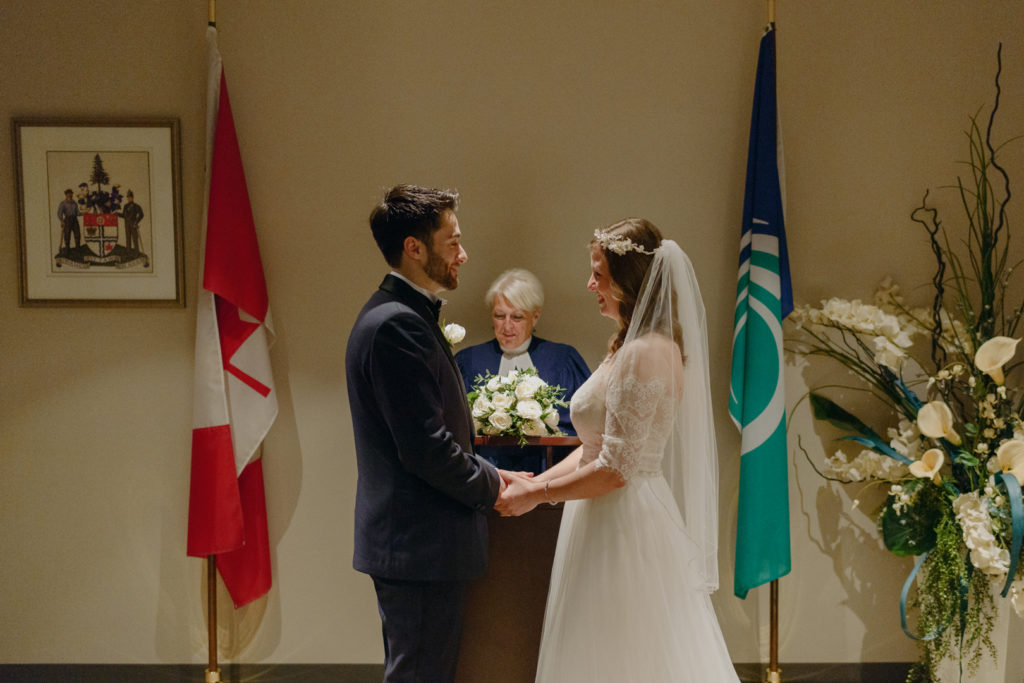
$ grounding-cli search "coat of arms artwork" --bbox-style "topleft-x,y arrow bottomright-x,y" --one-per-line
14,119 -> 184,307
52,151 -> 151,271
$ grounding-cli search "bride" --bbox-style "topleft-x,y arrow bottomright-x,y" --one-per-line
496,218 -> 739,682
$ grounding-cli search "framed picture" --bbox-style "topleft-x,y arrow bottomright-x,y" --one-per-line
13,118 -> 184,307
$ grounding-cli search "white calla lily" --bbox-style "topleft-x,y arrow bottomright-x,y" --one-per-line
974,336 -> 1020,385
909,448 -> 945,484
996,440 -> 1024,482
917,401 -> 962,445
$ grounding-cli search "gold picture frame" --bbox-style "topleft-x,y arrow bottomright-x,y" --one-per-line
13,118 -> 184,307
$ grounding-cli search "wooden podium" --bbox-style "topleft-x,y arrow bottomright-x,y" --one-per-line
455,436 -> 580,683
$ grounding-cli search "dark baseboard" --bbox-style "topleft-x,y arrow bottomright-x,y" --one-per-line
0,662 -> 913,682
0,664 -> 385,682
736,662 -> 914,682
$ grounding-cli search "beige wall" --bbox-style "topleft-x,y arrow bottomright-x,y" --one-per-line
1,0 -> 1022,667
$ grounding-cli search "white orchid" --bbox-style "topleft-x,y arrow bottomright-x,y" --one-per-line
872,335 -> 908,371
825,448 -> 909,482
917,401 -> 962,445
1011,579 -> 1024,619
909,448 -> 945,484
975,336 -> 1020,385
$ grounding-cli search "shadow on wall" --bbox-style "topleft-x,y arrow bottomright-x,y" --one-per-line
790,361 -> 919,664
154,326 -> 303,661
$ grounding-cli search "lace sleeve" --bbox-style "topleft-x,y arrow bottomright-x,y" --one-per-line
595,338 -> 678,480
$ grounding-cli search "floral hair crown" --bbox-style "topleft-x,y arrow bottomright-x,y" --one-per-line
592,229 -> 657,256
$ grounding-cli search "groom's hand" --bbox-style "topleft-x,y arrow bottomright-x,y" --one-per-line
494,472 -> 540,517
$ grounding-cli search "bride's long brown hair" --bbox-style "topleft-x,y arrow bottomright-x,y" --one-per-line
593,218 -> 685,363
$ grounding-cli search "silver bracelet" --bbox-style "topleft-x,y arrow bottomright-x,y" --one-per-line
544,480 -> 555,506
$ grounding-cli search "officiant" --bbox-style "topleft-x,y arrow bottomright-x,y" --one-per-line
455,268 -> 591,473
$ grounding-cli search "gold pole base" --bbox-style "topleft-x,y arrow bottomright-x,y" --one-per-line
766,668 -> 782,683
205,669 -> 221,683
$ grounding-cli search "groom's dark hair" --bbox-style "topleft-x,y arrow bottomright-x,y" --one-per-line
369,184 -> 460,267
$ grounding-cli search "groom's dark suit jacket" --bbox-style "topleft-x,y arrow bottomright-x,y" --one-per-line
346,274 -> 501,580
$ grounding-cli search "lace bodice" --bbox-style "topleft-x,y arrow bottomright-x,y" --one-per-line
570,335 -> 683,481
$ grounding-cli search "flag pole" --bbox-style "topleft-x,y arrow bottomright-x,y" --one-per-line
204,3 -> 220,680
206,556 -> 221,682
767,6 -> 781,680
767,579 -> 781,682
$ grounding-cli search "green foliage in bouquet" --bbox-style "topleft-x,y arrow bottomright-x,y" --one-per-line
789,46 -> 1024,680
467,368 -> 568,446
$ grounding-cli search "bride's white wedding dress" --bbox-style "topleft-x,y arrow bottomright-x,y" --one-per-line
534,334 -> 740,682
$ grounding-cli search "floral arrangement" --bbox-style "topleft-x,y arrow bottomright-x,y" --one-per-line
789,49 -> 1023,681
467,368 -> 567,445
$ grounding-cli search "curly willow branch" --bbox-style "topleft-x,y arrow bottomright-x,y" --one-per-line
986,43 -> 1010,250
911,189 -> 947,369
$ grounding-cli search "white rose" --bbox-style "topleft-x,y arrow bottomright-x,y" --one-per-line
490,392 -> 513,410
471,396 -> 493,418
523,419 -> 548,437
516,399 -> 543,421
543,410 -> 559,429
515,375 -> 545,399
486,376 -> 502,392
503,370 -> 519,384
443,323 -> 465,345
488,410 -> 513,431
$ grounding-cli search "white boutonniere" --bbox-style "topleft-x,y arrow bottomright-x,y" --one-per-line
441,320 -> 466,347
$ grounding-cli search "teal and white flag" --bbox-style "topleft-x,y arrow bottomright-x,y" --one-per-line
730,24 -> 792,600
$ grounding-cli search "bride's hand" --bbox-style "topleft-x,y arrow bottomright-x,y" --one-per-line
494,476 -> 541,517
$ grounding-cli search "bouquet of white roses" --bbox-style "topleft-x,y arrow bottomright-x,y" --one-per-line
467,368 -> 568,445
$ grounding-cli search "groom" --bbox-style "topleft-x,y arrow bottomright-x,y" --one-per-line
346,184 -> 506,683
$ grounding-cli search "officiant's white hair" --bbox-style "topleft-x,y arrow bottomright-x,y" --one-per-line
484,268 -> 545,313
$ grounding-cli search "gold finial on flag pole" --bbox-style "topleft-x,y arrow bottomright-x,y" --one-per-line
767,0 -> 776,26
209,0 -> 216,26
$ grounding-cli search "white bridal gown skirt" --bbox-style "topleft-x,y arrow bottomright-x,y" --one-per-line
535,475 -> 740,683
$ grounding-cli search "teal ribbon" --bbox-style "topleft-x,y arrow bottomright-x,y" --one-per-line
882,367 -> 924,412
995,472 -> 1023,598
899,552 -> 972,643
899,553 -> 944,641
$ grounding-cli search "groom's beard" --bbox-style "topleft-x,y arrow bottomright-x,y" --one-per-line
424,247 -> 458,290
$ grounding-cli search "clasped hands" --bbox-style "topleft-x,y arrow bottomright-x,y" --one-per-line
495,469 -> 544,517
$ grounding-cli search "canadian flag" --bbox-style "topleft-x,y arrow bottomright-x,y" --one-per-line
187,25 -> 277,608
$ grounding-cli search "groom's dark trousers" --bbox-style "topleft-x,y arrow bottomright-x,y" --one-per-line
346,275 -> 501,683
